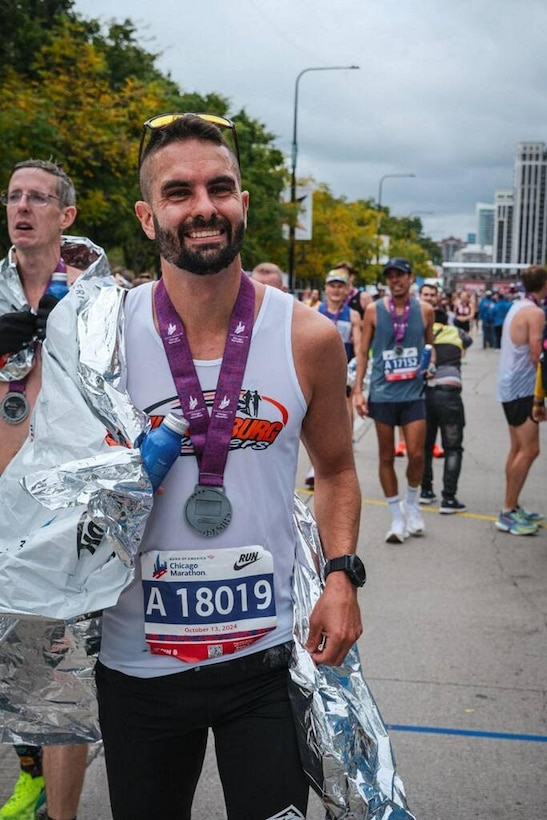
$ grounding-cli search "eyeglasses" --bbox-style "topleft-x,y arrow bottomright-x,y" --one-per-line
138,113 -> 240,170
1,190 -> 60,208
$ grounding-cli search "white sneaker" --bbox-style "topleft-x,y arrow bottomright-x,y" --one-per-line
403,501 -> 425,536
385,517 -> 408,543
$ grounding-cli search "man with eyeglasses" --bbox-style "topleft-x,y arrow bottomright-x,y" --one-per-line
0,160 -> 107,820
94,113 -> 363,820
353,257 -> 435,543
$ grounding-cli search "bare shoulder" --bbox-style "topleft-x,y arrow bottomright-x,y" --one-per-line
514,300 -> 543,326
363,299 -> 377,323
292,298 -> 341,348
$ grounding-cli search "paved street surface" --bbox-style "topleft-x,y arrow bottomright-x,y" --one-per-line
1,338 -> 546,818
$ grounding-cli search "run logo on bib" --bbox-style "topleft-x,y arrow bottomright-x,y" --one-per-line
141,546 -> 277,662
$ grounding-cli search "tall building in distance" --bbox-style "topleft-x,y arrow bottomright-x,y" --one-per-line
440,236 -> 466,263
493,190 -> 514,264
476,203 -> 495,246
511,142 -> 547,265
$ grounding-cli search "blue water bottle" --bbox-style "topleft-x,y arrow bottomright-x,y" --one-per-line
140,412 -> 188,491
47,272 -> 70,300
419,344 -> 432,377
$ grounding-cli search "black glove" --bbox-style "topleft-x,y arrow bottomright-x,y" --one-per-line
0,308 -> 38,355
36,294 -> 60,341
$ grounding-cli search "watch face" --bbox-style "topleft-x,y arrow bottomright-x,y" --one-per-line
348,555 -> 366,586
325,555 -> 366,587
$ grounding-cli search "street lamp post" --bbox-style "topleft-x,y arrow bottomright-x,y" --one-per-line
376,173 -> 416,263
288,65 -> 360,293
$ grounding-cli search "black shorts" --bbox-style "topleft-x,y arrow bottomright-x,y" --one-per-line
368,399 -> 426,427
502,395 -> 534,427
95,643 -> 308,820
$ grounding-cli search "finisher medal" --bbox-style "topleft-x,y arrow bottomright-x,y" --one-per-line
0,391 -> 30,424
185,485 -> 233,537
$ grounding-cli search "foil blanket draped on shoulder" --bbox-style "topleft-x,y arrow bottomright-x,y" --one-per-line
0,235 -> 152,622
0,235 -> 110,382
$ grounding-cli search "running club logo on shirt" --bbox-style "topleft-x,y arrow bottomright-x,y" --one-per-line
147,386 -> 288,454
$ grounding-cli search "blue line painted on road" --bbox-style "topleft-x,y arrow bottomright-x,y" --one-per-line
387,724 -> 547,743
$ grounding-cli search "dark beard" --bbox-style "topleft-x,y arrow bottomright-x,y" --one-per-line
153,215 -> 246,275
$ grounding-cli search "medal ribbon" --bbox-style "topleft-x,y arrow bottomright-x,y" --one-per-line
388,296 -> 411,345
154,272 -> 255,488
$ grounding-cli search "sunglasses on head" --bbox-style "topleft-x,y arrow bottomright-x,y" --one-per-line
137,113 -> 240,170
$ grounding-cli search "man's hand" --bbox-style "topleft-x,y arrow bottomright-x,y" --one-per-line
36,294 -> 60,341
353,390 -> 369,418
305,574 -> 363,666
0,309 -> 37,355
532,401 -> 546,422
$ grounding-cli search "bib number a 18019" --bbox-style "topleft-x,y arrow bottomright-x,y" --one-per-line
141,546 -> 277,663
171,578 -> 273,620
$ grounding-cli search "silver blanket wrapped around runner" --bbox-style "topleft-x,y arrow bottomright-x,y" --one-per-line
290,496 -> 415,819
0,240 -> 150,743
0,242 -> 152,622
0,615 -> 102,744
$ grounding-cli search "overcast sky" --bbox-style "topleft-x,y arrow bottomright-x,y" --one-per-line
76,0 -> 547,243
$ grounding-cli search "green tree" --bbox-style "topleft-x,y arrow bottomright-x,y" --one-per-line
0,10 -> 287,270
234,109 -> 288,270
0,0 -> 74,81
291,184 -> 378,289
0,1 -> 440,279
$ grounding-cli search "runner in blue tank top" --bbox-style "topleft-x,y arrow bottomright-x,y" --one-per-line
303,267 -> 361,490
353,258 -> 435,544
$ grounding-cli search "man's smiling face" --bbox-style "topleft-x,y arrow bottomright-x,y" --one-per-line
137,138 -> 249,276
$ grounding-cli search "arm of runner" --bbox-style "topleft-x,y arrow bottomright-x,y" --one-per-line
350,307 -> 361,358
528,308 -> 545,367
421,301 -> 437,378
293,303 -> 363,667
353,301 -> 376,417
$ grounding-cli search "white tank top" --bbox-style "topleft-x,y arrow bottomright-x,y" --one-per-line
497,300 -> 538,402
100,282 -> 307,677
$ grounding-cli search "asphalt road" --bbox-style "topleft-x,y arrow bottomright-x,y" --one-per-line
1,336 -> 546,818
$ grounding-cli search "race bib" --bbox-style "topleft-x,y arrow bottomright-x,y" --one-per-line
382,346 -> 419,381
141,546 -> 277,663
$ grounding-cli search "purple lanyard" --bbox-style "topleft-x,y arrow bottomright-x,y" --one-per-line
154,272 -> 255,488
322,303 -> 343,324
388,297 -> 411,345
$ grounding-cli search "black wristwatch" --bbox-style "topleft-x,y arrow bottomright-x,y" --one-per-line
323,554 -> 366,587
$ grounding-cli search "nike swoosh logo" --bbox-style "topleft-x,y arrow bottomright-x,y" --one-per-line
233,558 -> 258,571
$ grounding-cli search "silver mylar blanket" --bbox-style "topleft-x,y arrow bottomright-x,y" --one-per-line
291,496 -> 415,820
0,614 -> 101,744
0,237 -> 152,622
